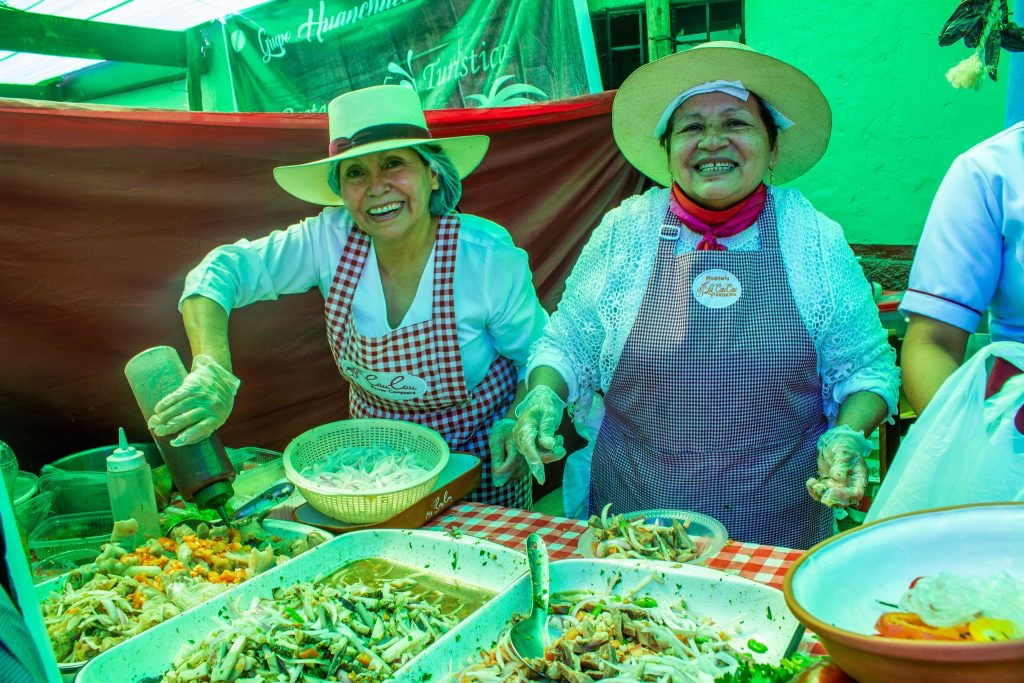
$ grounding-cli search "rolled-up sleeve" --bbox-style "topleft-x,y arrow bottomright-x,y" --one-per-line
179,215 -> 332,315
484,241 -> 548,375
900,155 -> 1000,332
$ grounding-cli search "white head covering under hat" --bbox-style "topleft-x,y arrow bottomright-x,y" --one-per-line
273,85 -> 489,206
612,41 -> 831,187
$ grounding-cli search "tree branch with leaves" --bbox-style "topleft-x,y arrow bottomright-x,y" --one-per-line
941,0 -> 1024,88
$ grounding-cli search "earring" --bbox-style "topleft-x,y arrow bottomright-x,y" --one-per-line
769,166 -> 776,185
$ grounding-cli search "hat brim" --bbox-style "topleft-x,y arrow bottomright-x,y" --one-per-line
273,134 -> 490,206
612,44 -> 831,186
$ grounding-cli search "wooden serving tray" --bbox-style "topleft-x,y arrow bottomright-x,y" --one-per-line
291,452 -> 481,533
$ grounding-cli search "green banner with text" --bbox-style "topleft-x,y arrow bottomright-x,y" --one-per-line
223,0 -> 598,112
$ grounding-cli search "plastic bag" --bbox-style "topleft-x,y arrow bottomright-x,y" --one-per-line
866,341 -> 1024,523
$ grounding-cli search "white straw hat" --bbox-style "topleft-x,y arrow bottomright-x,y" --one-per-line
612,42 -> 831,186
273,85 -> 489,206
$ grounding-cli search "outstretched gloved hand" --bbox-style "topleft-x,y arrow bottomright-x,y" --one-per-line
488,419 -> 528,487
806,424 -> 872,508
148,355 -> 240,447
512,385 -> 568,485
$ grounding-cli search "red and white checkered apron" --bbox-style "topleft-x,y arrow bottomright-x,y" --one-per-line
589,195 -> 832,549
323,215 -> 531,508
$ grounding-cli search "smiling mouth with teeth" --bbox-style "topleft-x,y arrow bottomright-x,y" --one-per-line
367,202 -> 403,217
696,162 -> 738,176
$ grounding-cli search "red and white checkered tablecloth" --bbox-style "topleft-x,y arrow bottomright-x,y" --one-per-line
425,501 -> 805,590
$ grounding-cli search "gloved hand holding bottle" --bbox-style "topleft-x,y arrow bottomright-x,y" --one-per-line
806,424 -> 872,508
149,354 -> 240,447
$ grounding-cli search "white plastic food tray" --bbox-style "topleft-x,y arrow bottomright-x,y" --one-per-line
77,528 -> 527,683
37,518 -> 333,682
401,558 -> 800,681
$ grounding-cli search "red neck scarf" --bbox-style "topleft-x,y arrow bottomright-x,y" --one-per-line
669,183 -> 767,251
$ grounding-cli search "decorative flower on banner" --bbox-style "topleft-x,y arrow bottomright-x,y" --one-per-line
465,75 -> 548,107
386,50 -> 418,92
939,0 -> 1024,88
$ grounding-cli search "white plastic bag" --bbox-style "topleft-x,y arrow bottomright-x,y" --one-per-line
866,341 -> 1024,522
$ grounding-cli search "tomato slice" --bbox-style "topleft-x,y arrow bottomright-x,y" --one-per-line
875,612 -> 970,641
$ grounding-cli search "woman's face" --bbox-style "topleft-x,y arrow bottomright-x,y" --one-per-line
337,148 -> 439,243
666,91 -> 777,210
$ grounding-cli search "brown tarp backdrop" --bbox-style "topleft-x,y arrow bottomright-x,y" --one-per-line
0,93 -> 643,471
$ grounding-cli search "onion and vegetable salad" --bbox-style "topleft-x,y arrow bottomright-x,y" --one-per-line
40,519 -> 325,664
452,573 -> 808,683
588,504 -> 701,563
162,563 -> 481,683
875,571 -> 1023,642
300,444 -> 433,492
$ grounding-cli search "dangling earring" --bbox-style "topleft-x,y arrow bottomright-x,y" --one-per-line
769,165 -> 776,185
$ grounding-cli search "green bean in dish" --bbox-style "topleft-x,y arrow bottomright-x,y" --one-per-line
163,560 -> 493,682
452,573 -> 764,682
588,504 -> 699,562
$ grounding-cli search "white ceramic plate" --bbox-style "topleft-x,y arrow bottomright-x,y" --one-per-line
577,508 -> 728,565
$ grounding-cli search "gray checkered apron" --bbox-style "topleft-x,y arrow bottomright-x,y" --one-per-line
589,195 -> 831,549
323,215 -> 531,509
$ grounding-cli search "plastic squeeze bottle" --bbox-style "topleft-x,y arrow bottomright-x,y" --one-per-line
106,427 -> 162,538
124,345 -> 235,525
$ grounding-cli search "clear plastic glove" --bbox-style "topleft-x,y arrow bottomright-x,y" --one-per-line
806,424 -> 872,508
488,419 -> 528,487
148,355 -> 240,447
512,385 -> 568,485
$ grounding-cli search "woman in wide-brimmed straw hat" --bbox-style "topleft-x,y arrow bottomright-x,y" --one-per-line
497,43 -> 899,548
149,85 -> 553,510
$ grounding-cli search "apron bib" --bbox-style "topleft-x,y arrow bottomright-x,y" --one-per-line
589,196 -> 831,549
323,215 -> 530,509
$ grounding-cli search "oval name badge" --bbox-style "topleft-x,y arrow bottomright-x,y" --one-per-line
692,268 -> 742,309
340,360 -> 428,400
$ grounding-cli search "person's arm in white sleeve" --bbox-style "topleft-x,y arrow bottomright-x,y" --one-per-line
483,234 -> 562,486
512,208 -> 621,481
900,155 -> 1000,413
814,217 -> 900,423
155,212 -> 339,445
180,212 -> 338,314
524,207 -> 620,409
482,238 -> 548,373
805,217 -> 897,509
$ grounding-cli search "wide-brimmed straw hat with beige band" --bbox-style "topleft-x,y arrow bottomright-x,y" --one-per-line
613,41 -> 832,187
274,85 -> 489,206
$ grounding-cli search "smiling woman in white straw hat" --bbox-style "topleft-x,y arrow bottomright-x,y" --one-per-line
148,84 -> 554,510
496,42 -> 899,548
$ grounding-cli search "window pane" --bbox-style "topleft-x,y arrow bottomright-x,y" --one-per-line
610,12 -> 642,46
611,48 -> 644,89
673,5 -> 707,39
710,1 -> 742,33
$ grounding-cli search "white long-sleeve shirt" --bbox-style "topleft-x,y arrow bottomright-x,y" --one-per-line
529,186 -> 900,426
181,208 -> 548,390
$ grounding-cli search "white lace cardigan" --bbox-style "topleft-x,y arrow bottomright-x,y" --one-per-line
528,186 -> 900,428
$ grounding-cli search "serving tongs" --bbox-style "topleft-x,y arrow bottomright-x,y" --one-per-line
509,533 -> 556,674
166,481 -> 295,535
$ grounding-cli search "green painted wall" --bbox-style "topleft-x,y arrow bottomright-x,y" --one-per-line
746,1 -> 1007,245
588,0 -> 1008,244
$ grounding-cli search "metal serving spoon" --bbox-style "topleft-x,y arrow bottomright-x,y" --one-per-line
509,533 -> 553,674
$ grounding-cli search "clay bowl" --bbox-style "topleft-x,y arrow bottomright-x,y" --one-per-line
784,502 -> 1024,683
